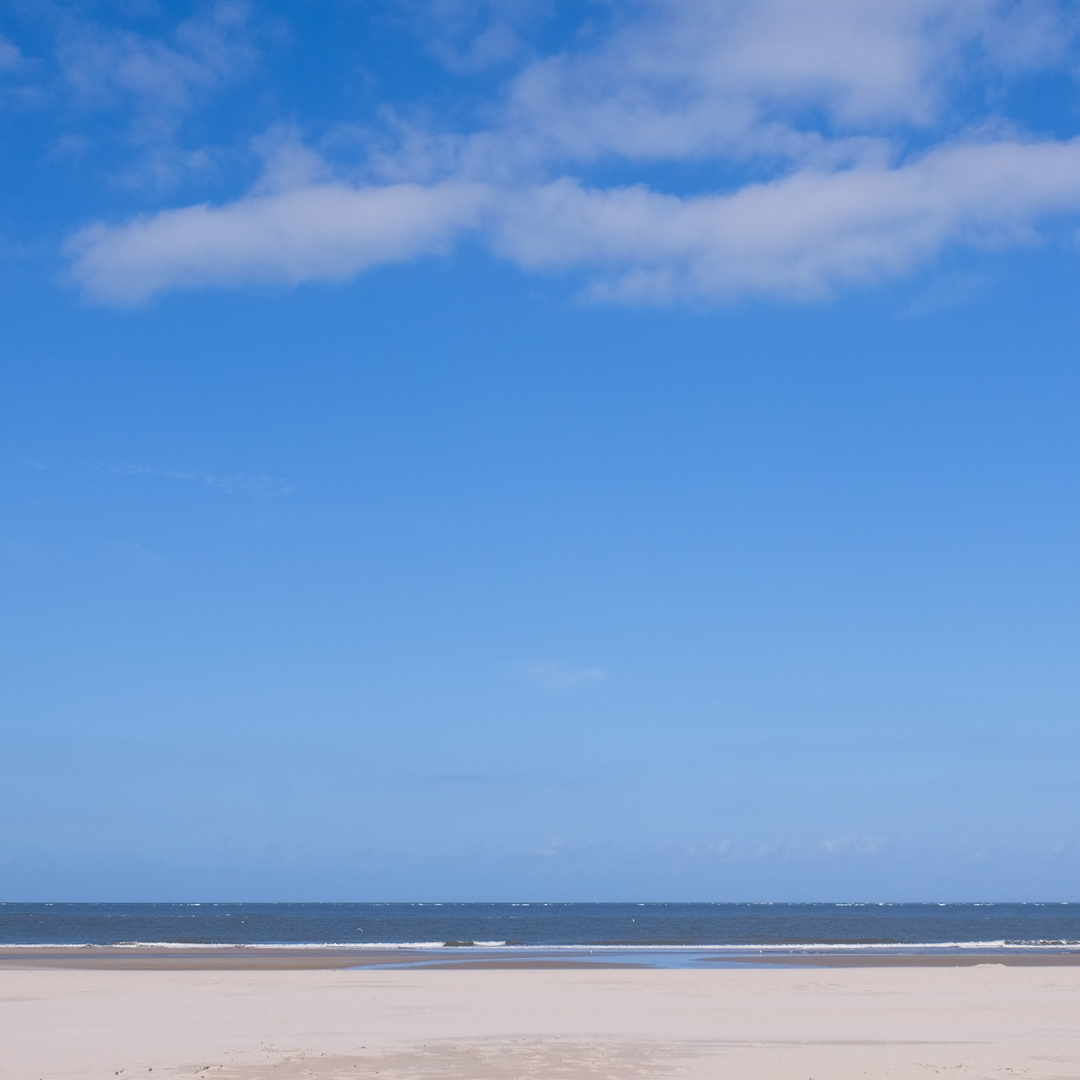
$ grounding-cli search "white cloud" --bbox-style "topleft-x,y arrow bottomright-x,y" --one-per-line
68,180 -> 490,304
74,135 -> 1080,305
61,0 -> 1080,305
490,0 -> 1079,165
493,138 -> 1080,301
250,127 -> 333,195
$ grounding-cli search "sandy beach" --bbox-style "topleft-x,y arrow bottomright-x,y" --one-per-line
4,956 -> 1080,1080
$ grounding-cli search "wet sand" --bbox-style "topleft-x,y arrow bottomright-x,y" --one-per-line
2,944 -> 1079,969
3,960 -> 1080,1079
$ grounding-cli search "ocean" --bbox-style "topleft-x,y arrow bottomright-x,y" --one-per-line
2,902 -> 1079,953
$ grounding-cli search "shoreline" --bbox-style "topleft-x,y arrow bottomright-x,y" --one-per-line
4,943 -> 1080,969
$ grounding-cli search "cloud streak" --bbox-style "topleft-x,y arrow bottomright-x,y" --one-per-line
518,662 -> 608,691
69,181 -> 489,303
100,463 -> 294,499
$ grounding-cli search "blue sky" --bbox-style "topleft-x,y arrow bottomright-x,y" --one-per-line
3,0 -> 1080,901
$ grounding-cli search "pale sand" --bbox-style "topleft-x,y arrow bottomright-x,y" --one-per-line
3,964 -> 1080,1080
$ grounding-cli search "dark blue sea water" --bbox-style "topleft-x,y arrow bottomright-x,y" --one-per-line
1,903 -> 1078,949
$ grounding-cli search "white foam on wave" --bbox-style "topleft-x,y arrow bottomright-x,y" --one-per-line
522,940 -> 1080,951
0,940 -> 511,950
3,939 -> 1079,951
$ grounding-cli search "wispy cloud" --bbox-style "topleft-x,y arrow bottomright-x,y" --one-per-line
400,0 -> 546,74
517,661 -> 608,691
100,463 -> 295,499
62,0 -> 1080,304
113,540 -> 166,580
409,772 -> 509,785
0,32 -> 23,72
0,541 -> 34,561
57,2 -> 255,124
0,28 -> 42,110
0,3 -> 259,190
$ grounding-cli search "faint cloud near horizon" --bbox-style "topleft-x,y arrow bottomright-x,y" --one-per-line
99,462 -> 295,499
516,661 -> 608,692
528,833 -> 892,866
534,837 -> 565,858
